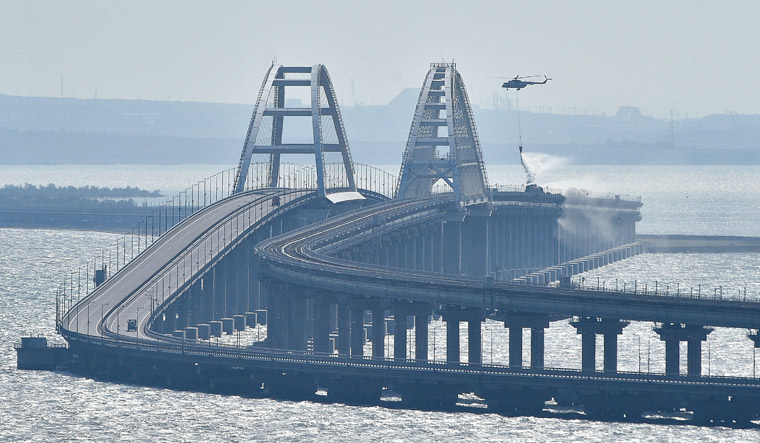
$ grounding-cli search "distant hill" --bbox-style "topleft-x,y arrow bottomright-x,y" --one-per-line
1,93 -> 758,165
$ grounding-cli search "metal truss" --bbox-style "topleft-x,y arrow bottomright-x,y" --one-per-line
397,63 -> 489,207
233,64 -> 359,201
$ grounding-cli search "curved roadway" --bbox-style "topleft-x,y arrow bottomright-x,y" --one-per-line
257,196 -> 760,329
60,188 -> 311,342
58,190 -> 760,402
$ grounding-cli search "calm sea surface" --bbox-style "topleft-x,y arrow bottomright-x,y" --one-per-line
2,164 -> 760,441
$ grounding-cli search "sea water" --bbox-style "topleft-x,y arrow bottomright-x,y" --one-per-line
2,164 -> 760,441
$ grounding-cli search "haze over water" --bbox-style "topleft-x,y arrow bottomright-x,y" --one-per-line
2,164 -> 760,440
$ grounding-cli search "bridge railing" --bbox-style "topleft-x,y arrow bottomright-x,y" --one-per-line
61,329 -> 760,383
56,162 -> 399,327
238,162 -> 398,199
56,166 -> 238,328
565,275 -> 757,303
56,163 -> 292,328
510,270 -> 757,303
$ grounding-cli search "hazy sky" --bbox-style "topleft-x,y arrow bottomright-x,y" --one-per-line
2,0 -> 759,117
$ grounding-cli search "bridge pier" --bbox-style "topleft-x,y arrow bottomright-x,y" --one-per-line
236,245 -> 250,315
273,288 -> 290,349
392,302 -> 432,362
189,280 -> 202,326
337,301 -> 351,356
161,307 -> 176,334
289,295 -> 307,351
201,272 -> 213,322
442,220 -> 462,276
175,297 -> 189,331
224,255 -> 237,317
570,317 -> 629,372
388,235 -> 400,269
503,313 -> 551,368
313,297 -> 332,354
461,213 -> 489,277
212,263 -> 224,320
654,323 -> 713,376
350,306 -> 365,357
441,307 -> 482,365
249,246 -> 261,311
371,307 -> 385,358
393,308 -> 407,360
431,222 -> 443,273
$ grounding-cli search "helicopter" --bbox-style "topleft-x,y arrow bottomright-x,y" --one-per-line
501,75 -> 551,90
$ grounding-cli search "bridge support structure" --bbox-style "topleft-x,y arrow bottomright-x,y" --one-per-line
233,64 -> 360,202
441,307 -> 483,365
396,63 -> 489,207
503,313 -> 551,369
570,317 -> 629,373
654,323 -> 713,376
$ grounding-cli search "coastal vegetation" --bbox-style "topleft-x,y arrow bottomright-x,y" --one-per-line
0,184 -> 161,211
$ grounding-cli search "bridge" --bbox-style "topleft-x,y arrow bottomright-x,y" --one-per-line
45,63 -> 760,424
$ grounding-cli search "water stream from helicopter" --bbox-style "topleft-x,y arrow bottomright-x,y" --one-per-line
515,91 -> 536,184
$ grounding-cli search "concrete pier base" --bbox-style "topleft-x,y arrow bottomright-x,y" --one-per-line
197,323 -> 210,340
570,317 -> 629,373
232,314 -> 246,331
221,318 -> 234,335
503,313 -> 550,369
209,320 -> 222,337
654,323 -> 713,376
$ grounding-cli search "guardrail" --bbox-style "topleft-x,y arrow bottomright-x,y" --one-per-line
62,329 -> 760,386
56,163 -> 401,328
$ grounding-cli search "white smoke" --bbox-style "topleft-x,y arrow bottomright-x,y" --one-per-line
519,152 -> 569,185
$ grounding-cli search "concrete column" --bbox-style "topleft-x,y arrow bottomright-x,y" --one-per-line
387,237 -> 398,269
189,280 -> 202,326
442,221 -> 462,276
162,306 -> 176,334
423,226 -> 434,272
505,313 -> 550,369
531,327 -> 545,368
201,272 -> 214,322
313,298 -> 331,354
432,223 -> 443,273
508,326 -> 523,367
489,216 -> 499,277
603,332 -> 619,373
223,255 -> 236,316
468,319 -> 482,365
398,233 -> 408,270
665,338 -> 680,375
446,319 -> 460,363
248,247 -> 261,311
572,317 -> 629,373
350,307 -> 364,357
337,303 -> 351,356
237,246 -> 249,315
371,308 -> 385,358
581,332 -> 596,372
654,323 -> 713,376
461,215 -> 488,277
272,291 -> 290,349
379,237 -> 390,267
212,262 -> 224,320
687,338 -> 702,377
289,295 -> 307,351
394,310 -> 407,360
415,314 -> 428,362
